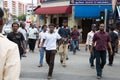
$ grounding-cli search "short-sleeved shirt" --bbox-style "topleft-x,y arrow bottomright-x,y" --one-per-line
93,32 -> 110,51
28,27 -> 38,39
71,30 -> 80,40
18,27 -> 27,40
58,27 -> 70,44
7,32 -> 25,54
109,32 -> 118,47
39,31 -> 47,47
43,32 -> 61,50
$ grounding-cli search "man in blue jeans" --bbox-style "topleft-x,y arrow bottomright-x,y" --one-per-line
85,24 -> 97,68
38,25 -> 47,67
90,23 -> 112,79
71,26 -> 80,54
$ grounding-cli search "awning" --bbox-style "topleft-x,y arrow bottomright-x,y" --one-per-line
74,5 -> 112,18
34,6 -> 72,14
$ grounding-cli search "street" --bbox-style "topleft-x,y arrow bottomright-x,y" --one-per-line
20,46 -> 120,80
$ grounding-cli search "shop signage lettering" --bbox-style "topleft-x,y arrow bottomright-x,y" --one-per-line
70,0 -> 111,4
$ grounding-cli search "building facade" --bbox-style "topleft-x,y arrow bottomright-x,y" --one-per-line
34,0 -> 72,27
3,0 -> 25,17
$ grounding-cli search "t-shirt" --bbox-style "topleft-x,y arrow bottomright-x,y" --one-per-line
28,27 -> 38,39
109,32 -> 118,47
18,27 -> 27,40
39,31 -> 47,47
43,32 -> 61,50
7,32 -> 25,54
93,32 -> 110,51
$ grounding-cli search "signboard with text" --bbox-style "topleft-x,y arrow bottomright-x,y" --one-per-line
70,0 -> 112,5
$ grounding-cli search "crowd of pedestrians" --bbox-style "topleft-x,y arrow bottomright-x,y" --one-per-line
0,7 -> 120,80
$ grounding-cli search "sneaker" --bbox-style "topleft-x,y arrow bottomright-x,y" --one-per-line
47,76 -> 52,79
107,64 -> 112,66
60,60 -> 63,64
66,57 -> 69,60
91,65 -> 95,69
22,54 -> 27,57
97,76 -> 101,79
62,64 -> 66,67
38,64 -> 43,67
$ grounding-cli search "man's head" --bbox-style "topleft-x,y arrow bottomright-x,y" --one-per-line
73,26 -> 77,30
21,22 -> 26,28
91,24 -> 96,31
110,26 -> 115,32
0,8 -> 4,33
42,25 -> 47,32
49,23 -> 55,33
12,22 -> 19,33
62,20 -> 68,28
99,23 -> 105,32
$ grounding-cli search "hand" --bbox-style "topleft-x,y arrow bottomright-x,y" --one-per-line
90,47 -> 93,54
24,49 -> 27,53
110,49 -> 113,55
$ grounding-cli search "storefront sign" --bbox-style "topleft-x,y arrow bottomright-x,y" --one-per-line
70,0 -> 112,5
40,0 -> 59,3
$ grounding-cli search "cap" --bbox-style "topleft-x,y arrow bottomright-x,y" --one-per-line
91,24 -> 96,28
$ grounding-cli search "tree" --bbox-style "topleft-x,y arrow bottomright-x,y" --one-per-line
18,14 -> 26,21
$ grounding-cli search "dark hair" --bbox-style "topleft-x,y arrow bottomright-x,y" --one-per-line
42,25 -> 47,29
110,27 -> 115,31
0,8 -> 4,18
49,23 -> 55,27
12,22 -> 19,27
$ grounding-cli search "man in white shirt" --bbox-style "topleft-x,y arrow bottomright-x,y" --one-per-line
85,24 -> 97,68
38,25 -> 47,67
41,23 -> 61,79
28,23 -> 38,52
0,8 -> 20,80
18,22 -> 27,57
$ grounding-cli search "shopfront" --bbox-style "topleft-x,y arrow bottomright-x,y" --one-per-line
70,0 -> 113,42
34,0 -> 72,27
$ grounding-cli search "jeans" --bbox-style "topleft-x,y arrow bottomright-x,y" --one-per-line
46,50 -> 56,76
108,47 -> 115,65
39,47 -> 45,65
89,45 -> 96,66
95,50 -> 106,77
72,40 -> 79,53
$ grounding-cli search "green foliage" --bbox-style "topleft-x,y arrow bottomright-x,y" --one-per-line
18,14 -> 26,21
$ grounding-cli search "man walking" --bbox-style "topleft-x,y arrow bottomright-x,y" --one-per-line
71,26 -> 80,54
38,25 -> 47,67
28,23 -> 38,52
0,8 -> 20,80
85,24 -> 96,68
90,23 -> 112,79
58,20 -> 70,67
108,27 -> 118,66
7,22 -> 27,59
41,23 -> 61,79
19,22 -> 28,57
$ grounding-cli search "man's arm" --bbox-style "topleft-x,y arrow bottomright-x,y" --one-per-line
85,33 -> 89,51
4,44 -> 20,80
108,41 -> 113,55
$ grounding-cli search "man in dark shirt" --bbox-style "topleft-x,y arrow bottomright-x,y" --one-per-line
90,23 -> 112,79
71,26 -> 80,54
7,22 -> 26,59
58,20 -> 70,67
108,27 -> 118,66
